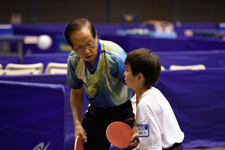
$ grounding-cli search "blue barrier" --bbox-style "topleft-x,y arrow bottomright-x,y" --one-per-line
1,69 -> 225,149
0,54 -> 21,69
155,69 -> 225,148
0,74 -> 89,150
0,80 -> 65,150
11,23 -> 224,54
155,50 -> 219,69
21,50 -> 225,71
216,50 -> 225,68
23,53 -> 68,72
100,34 -> 225,53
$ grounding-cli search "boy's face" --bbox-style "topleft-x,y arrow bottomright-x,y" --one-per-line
70,27 -> 97,66
124,64 -> 137,90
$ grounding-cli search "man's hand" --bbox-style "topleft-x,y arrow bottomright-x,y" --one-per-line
75,124 -> 87,143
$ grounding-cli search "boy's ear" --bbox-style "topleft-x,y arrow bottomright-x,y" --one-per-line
137,73 -> 144,80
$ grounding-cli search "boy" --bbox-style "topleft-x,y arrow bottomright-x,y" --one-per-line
124,48 -> 184,150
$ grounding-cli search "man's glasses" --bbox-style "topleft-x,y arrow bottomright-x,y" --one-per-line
74,41 -> 96,52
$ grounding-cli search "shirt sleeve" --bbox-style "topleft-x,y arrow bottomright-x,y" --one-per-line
66,56 -> 83,89
116,57 -> 126,84
105,40 -> 127,84
137,105 -> 162,150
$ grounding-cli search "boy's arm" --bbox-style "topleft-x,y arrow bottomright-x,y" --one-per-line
130,121 -> 140,146
70,88 -> 87,142
133,120 -> 138,134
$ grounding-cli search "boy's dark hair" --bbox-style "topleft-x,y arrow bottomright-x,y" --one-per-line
64,18 -> 96,47
125,48 -> 161,88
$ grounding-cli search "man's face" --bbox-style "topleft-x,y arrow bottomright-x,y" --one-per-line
70,27 -> 97,66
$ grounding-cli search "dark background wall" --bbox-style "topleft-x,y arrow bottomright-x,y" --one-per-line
0,0 -> 225,24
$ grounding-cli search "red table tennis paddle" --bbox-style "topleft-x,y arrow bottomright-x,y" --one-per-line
74,136 -> 84,150
106,121 -> 133,148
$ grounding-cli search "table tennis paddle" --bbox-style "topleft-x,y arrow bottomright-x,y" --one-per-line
74,136 -> 84,150
106,121 -> 133,148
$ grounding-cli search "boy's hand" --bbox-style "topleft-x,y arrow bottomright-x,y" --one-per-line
130,133 -> 140,147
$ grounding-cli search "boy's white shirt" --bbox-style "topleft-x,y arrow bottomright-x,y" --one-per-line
135,87 -> 184,150
130,94 -> 137,116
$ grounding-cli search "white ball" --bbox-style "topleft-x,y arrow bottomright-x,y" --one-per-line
37,35 -> 52,50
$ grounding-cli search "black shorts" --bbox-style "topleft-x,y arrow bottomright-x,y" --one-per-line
82,100 -> 135,150
163,143 -> 183,150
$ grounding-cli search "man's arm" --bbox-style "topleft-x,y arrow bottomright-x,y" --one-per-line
70,88 -> 87,142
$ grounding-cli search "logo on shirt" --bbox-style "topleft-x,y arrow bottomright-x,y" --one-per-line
93,83 -> 98,88
138,124 -> 149,137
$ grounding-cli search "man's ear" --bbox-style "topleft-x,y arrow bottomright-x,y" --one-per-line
95,31 -> 98,39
